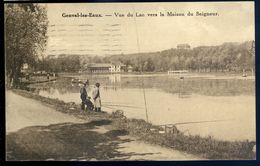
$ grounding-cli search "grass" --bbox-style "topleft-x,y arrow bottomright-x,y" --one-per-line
109,115 -> 256,160
11,89 -> 256,160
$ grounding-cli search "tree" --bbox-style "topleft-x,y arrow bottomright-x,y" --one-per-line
145,58 -> 155,72
5,4 -> 48,87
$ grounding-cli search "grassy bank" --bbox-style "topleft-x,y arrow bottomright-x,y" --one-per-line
110,117 -> 256,160
11,89 -> 256,160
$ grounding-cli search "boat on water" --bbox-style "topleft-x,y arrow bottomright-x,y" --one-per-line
71,78 -> 83,84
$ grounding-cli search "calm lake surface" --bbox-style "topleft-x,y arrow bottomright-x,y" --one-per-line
31,73 -> 255,141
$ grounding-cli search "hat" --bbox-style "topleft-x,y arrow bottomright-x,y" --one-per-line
95,82 -> 100,87
84,80 -> 89,85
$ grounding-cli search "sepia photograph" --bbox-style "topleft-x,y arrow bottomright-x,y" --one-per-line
5,2 -> 256,161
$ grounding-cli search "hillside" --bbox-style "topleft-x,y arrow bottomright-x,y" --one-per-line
43,41 -> 255,73
106,41 -> 255,72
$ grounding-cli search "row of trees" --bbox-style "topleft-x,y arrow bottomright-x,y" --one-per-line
38,54 -> 81,72
38,54 -> 106,72
107,41 -> 255,72
40,41 -> 255,73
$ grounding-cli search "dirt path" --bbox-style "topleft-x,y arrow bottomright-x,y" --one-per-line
6,91 -> 86,133
6,91 -> 204,161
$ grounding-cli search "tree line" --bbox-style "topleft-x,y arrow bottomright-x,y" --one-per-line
107,41 -> 255,72
41,41 -> 255,73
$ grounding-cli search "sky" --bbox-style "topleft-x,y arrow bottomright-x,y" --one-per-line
45,2 -> 254,56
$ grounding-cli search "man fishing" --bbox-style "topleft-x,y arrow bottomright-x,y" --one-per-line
80,80 -> 94,111
92,82 -> 101,112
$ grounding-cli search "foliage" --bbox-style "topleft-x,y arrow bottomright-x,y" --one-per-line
43,41 -> 254,73
5,4 -> 48,87
40,54 -> 81,72
41,54 -> 106,72
116,118 -> 255,159
108,41 -> 255,72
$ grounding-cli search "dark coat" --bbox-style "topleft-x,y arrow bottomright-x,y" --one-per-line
80,86 -> 88,101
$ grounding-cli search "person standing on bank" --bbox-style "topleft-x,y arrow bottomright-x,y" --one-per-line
92,82 -> 101,112
80,80 -> 92,111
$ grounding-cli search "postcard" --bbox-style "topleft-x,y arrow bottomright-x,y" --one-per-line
5,2 -> 255,161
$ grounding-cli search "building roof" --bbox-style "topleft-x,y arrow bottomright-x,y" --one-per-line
88,63 -> 112,68
86,63 -> 126,68
177,44 -> 191,48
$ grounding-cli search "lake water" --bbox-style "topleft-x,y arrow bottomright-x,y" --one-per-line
31,73 -> 255,141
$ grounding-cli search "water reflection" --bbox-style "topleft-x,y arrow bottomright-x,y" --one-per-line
178,79 -> 192,98
29,75 -> 255,97
108,74 -> 121,83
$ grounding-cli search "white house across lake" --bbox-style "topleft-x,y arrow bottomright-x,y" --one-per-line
84,63 -> 127,73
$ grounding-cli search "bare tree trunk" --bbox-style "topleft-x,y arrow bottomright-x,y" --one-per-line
11,59 -> 22,88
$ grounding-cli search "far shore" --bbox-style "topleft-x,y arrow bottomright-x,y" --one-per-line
57,71 -> 255,80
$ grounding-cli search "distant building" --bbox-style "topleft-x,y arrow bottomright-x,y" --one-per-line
21,63 -> 32,73
85,63 -> 126,73
110,63 -> 126,73
127,65 -> 133,72
177,44 -> 191,49
22,63 -> 29,70
86,63 -> 111,73
168,70 -> 188,75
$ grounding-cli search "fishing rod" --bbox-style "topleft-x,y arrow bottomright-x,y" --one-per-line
156,119 -> 233,127
103,104 -> 143,109
102,105 -> 117,110
142,81 -> 149,122
102,105 -> 138,111
103,101 -> 132,105
133,5 -> 149,122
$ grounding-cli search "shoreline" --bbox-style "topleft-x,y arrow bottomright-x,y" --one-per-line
58,72 -> 255,80
22,78 -> 57,85
10,88 -> 256,160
